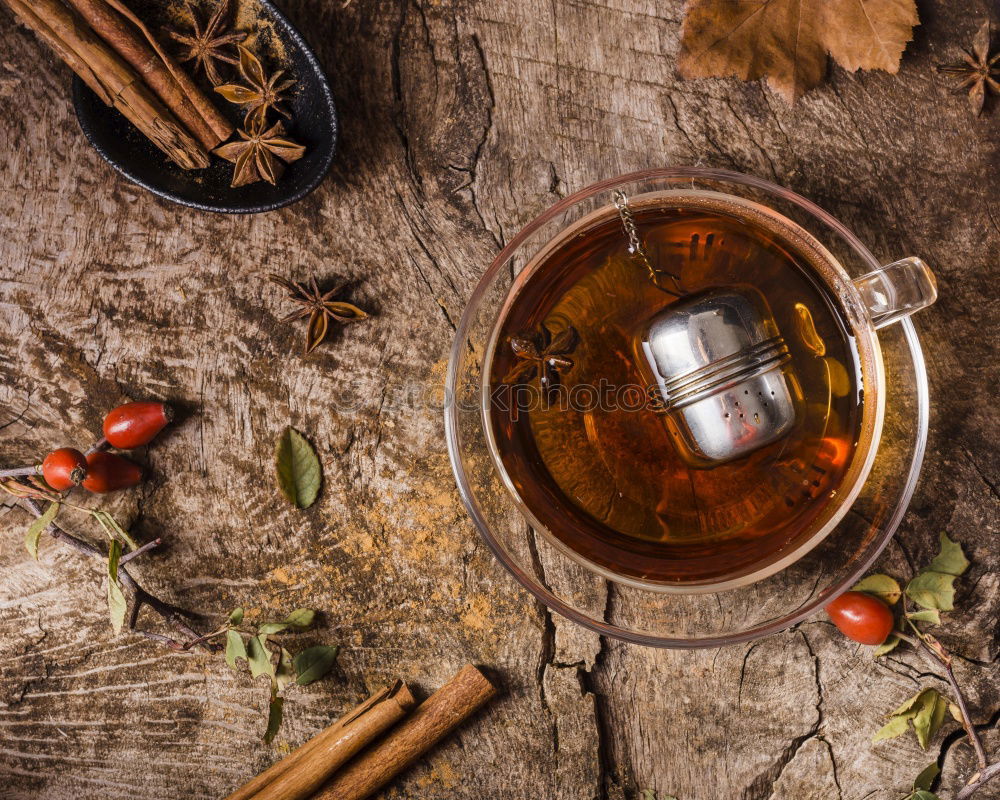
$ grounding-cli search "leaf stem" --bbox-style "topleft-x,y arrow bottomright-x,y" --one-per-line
892,629 -> 920,647
179,626 -> 230,650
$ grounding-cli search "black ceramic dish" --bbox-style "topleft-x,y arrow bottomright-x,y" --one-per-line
72,0 -> 337,214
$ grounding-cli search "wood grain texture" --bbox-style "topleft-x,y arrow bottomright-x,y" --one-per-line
0,0 -> 997,799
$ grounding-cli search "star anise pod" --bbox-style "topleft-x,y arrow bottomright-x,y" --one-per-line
214,119 -> 306,187
268,274 -> 369,354
502,323 -> 578,397
938,21 -> 1000,115
167,0 -> 246,86
215,44 -> 296,129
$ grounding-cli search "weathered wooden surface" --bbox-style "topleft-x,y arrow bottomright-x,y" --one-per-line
0,1 -> 997,799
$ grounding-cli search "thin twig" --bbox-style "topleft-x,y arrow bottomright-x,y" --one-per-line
901,611 -> 989,770
0,466 -> 39,478
119,537 -> 161,564
936,653 -> 990,771
85,437 -> 109,456
179,627 -> 229,650
134,630 -> 187,651
19,497 -> 211,651
956,761 -> 1000,800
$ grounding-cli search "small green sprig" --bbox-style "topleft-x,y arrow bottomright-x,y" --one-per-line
847,534 -> 997,800
198,607 -> 339,743
4,477 -> 142,632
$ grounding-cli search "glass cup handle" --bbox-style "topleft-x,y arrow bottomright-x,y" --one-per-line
852,257 -> 938,330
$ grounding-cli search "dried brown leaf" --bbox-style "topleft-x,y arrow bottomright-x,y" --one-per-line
678,0 -> 919,103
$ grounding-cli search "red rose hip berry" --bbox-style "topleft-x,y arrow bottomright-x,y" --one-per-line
82,452 -> 143,493
41,447 -> 88,491
825,591 -> 894,645
102,401 -> 173,449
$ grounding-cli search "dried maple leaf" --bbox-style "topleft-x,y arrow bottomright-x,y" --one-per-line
938,21 -> 999,116
214,119 -> 306,187
215,44 -> 296,129
678,0 -> 919,103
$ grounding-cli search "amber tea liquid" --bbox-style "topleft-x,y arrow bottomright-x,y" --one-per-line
486,193 -> 871,585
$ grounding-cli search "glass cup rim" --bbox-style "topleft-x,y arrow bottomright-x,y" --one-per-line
444,167 -> 930,647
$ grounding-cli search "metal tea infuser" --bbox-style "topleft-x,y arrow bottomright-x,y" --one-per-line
614,189 -> 799,468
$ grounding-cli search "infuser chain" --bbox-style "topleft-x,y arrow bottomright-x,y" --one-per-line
613,189 -> 684,296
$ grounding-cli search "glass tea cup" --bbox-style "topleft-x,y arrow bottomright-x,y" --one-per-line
445,168 -> 936,647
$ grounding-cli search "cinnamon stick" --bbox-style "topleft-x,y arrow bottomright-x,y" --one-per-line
312,664 -> 497,800
222,681 -> 416,800
2,0 -> 208,169
3,0 -> 111,103
63,0 -> 232,148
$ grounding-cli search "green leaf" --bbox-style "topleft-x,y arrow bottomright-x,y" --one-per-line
927,533 -> 969,576
853,573 -> 902,605
263,695 -> 284,744
906,572 -> 958,611
293,645 -> 339,686
876,689 -> 951,747
912,690 -> 947,749
933,695 -> 949,738
274,427 -> 321,509
225,630 -> 247,669
246,634 -> 274,680
909,791 -> 940,800
282,608 -> 315,630
872,714 -> 912,743
259,609 -> 316,635
91,510 -> 139,551
891,689 -> 932,719
907,609 -> 942,625
258,622 -> 290,635
912,761 -> 940,791
873,635 -> 901,657
25,501 -> 59,559
275,647 -> 296,692
227,607 -> 244,626
106,540 -> 127,634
